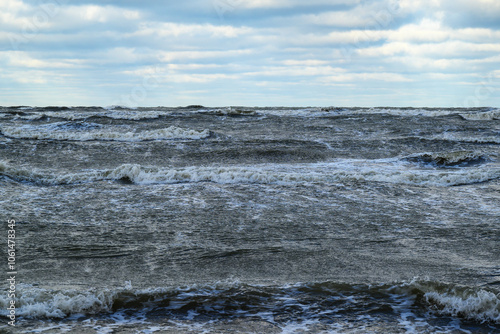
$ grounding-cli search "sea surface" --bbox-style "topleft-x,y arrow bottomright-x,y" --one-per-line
0,106 -> 499,333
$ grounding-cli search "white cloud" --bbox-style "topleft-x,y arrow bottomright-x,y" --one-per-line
440,0 -> 500,17
0,0 -> 29,12
300,1 -> 409,29
0,67 -> 60,84
387,23 -> 500,44
290,18 -> 500,47
0,12 -> 32,30
282,59 -> 331,66
166,73 -> 240,83
1,2 -> 143,31
387,19 -> 448,42
301,10 -> 377,28
273,30 -> 385,47
57,4 -> 142,27
0,0 -> 499,106
168,64 -> 224,70
397,0 -> 441,13
359,41 -> 500,58
397,0 -> 500,24
388,56 -> 472,71
244,65 -> 346,77
0,51 -> 83,68
124,63 -> 225,78
240,0 -> 360,9
134,22 -> 252,39
158,49 -> 253,62
319,72 -> 413,83
78,5 -> 140,23
98,48 -> 144,64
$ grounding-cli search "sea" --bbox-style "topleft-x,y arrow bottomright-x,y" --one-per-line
0,106 -> 499,333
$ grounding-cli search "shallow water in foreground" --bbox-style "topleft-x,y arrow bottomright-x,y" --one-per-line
0,106 -> 499,333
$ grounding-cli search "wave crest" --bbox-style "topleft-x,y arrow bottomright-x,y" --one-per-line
1,281 -> 498,326
408,281 -> 500,324
2,160 -> 500,187
404,151 -> 488,168
1,123 -> 211,141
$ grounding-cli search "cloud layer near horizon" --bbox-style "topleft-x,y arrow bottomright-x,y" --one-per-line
1,0 -> 499,107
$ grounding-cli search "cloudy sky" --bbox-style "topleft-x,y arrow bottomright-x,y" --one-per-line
1,0 -> 499,107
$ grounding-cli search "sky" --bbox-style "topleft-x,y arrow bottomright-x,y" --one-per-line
0,0 -> 499,107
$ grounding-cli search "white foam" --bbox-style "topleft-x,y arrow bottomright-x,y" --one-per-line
108,160 -> 500,187
2,158 -> 500,187
14,111 -> 97,121
359,108 -> 457,117
422,132 -> 500,144
460,109 -> 500,121
7,108 -> 180,121
254,107 -> 460,118
1,123 -> 210,141
201,107 -> 258,116
0,280 -> 246,320
101,109 -> 186,120
5,107 -> 500,121
425,289 -> 500,323
0,284 -> 115,319
1,281 -> 498,333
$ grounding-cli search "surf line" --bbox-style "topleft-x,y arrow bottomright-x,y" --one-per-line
6,219 -> 16,326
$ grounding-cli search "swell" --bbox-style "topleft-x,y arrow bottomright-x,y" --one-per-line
404,151 -> 489,168
1,159 -> 499,187
419,134 -> 500,145
0,122 -> 211,141
1,106 -> 499,120
1,280 -> 498,326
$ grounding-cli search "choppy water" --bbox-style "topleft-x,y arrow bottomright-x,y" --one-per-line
1,106 -> 499,333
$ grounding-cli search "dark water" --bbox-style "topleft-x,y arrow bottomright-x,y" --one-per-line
0,106 -> 499,333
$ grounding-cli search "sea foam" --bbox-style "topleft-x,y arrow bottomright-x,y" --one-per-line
1,123 -> 210,141
2,159 -> 499,187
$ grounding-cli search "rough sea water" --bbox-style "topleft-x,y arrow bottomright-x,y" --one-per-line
0,106 -> 499,333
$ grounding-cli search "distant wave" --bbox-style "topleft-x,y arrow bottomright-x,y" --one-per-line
459,109 -> 500,121
419,132 -> 500,144
0,122 -> 211,141
1,106 -> 499,121
404,151 -> 488,168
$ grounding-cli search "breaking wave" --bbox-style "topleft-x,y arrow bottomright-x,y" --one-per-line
404,151 -> 488,168
2,106 -> 499,120
0,280 -> 498,328
2,159 -> 499,187
0,122 -> 211,141
420,132 -> 500,145
460,109 -> 500,121
423,285 -> 500,323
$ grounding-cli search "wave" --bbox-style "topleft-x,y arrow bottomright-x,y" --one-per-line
0,122 -> 211,141
199,107 -> 258,116
1,108 -> 182,121
104,161 -> 500,187
422,284 -> 500,324
460,109 -> 500,121
260,107 -> 496,118
420,133 -> 500,145
203,107 -> 465,118
0,280 -> 498,328
404,151 -> 488,168
2,159 -> 499,187
3,106 -> 500,121
320,107 -> 500,120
